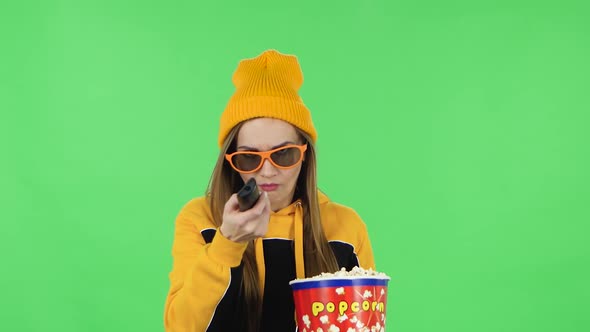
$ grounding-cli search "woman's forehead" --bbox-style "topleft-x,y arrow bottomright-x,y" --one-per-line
237,118 -> 300,148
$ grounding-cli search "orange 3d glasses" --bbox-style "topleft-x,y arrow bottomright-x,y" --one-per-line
225,144 -> 308,174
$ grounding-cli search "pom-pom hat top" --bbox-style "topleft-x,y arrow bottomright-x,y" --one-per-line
218,49 -> 317,148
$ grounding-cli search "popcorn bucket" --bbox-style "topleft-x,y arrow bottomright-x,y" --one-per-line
289,269 -> 390,332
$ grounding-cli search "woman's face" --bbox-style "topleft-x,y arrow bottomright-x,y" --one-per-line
235,118 -> 304,212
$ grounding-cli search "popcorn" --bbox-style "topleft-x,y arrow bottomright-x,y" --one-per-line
291,266 -> 390,332
303,266 -> 388,279
372,322 -> 385,332
371,323 -> 383,332
328,325 -> 340,332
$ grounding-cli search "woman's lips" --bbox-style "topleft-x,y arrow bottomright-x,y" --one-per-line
259,184 -> 279,191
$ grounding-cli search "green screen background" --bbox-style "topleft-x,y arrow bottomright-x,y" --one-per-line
1,0 -> 589,331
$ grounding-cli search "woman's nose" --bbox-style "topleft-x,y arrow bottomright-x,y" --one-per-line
259,158 -> 277,177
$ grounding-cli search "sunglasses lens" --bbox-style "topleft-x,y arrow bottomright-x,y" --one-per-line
271,147 -> 302,167
232,153 -> 262,172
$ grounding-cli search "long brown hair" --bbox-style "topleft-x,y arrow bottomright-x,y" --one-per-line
206,121 -> 339,331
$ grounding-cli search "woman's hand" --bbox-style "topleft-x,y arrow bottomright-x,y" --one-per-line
219,191 -> 271,243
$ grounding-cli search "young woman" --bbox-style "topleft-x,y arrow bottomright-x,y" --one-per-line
164,49 -> 376,332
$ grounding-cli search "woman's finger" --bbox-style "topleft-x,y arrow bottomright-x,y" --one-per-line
223,194 -> 240,214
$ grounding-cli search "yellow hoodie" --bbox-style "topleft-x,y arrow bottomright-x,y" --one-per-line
164,191 -> 375,331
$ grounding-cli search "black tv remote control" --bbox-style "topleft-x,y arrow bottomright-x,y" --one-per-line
237,178 -> 260,211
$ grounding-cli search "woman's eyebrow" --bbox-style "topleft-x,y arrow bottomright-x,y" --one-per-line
237,141 -> 296,151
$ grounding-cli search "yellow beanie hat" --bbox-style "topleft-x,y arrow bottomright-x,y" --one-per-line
218,49 -> 317,147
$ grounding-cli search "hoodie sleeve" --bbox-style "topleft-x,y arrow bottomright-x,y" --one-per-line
355,219 -> 376,270
164,198 -> 247,332
339,204 -> 376,270
322,201 -> 377,271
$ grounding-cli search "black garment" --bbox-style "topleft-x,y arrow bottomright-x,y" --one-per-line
201,229 -> 360,331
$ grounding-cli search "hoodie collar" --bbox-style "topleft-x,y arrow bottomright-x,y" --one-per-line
270,190 -> 330,216
255,190 -> 330,296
